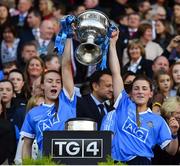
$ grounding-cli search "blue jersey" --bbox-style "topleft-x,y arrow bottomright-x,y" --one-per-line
20,88 -> 77,151
101,90 -> 172,162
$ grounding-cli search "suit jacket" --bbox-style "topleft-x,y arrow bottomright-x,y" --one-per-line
11,14 -> 29,37
76,94 -> 113,130
34,39 -> 55,56
19,28 -> 35,44
123,58 -> 153,79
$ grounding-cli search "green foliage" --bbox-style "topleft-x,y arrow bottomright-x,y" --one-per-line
22,156 -> 60,165
22,155 -> 125,165
98,155 -> 126,165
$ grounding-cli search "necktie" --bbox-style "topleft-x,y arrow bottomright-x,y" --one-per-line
18,15 -> 25,26
42,40 -> 46,47
98,104 -> 105,117
39,40 -> 47,55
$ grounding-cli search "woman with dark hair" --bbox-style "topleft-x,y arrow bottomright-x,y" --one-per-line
0,96 -> 16,164
122,39 -> 153,78
154,19 -> 173,48
8,69 -> 27,108
0,79 -> 25,164
101,30 -> 179,165
0,79 -> 26,130
21,39 -> 76,159
0,24 -> 20,68
0,3 -> 11,41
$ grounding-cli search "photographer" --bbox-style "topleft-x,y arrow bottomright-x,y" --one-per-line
162,35 -> 180,65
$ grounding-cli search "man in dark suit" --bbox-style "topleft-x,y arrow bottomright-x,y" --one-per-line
77,69 -> 114,130
20,8 -> 42,43
11,0 -> 32,37
19,19 -> 55,58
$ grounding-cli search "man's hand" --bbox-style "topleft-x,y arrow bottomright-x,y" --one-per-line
167,35 -> 180,52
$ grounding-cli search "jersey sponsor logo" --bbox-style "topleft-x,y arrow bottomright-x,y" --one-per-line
122,117 -> 148,143
38,112 -> 60,135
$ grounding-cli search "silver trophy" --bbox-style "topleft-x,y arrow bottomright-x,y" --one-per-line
65,118 -> 97,131
75,10 -> 110,65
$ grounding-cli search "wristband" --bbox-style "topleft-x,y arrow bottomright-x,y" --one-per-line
172,134 -> 178,139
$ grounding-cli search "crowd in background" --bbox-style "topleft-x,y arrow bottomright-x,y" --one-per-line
0,0 -> 180,165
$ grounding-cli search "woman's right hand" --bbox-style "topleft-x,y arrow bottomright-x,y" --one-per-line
110,29 -> 119,45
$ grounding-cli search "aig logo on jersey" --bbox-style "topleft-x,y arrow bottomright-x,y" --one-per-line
52,139 -> 102,158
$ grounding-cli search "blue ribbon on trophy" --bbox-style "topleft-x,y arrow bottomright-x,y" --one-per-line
54,15 -> 76,56
97,24 -> 117,70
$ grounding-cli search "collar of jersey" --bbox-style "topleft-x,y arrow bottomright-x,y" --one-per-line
139,108 -> 152,115
42,103 -> 55,107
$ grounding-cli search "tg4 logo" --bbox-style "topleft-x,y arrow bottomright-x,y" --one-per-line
52,139 -> 103,158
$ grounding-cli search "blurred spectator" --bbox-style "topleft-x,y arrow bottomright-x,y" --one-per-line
38,0 -> 54,20
110,0 -> 128,22
170,61 -> 180,96
172,3 -> 180,35
72,3 -> 86,16
152,70 -> 173,114
2,61 -> 17,78
20,8 -> 42,43
0,80 -> 26,128
8,69 -> 27,108
52,2 -> 66,20
151,0 -> 172,21
0,95 -> 16,165
0,0 -> 16,10
123,22 -> 163,65
138,23 -> 163,59
117,12 -> 141,66
24,56 -> 44,99
127,12 -> 141,40
138,0 -> 151,19
36,19 -> 55,56
84,0 -> 100,10
152,56 -> 170,76
122,39 -> 153,78
154,19 -> 173,48
0,3 -> 11,41
43,54 -> 61,72
0,25 -> 20,68
11,0 -> 33,36
18,41 -> 39,72
0,80 -> 26,163
152,96 -> 180,165
163,35 -> 180,64
50,17 -> 60,35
